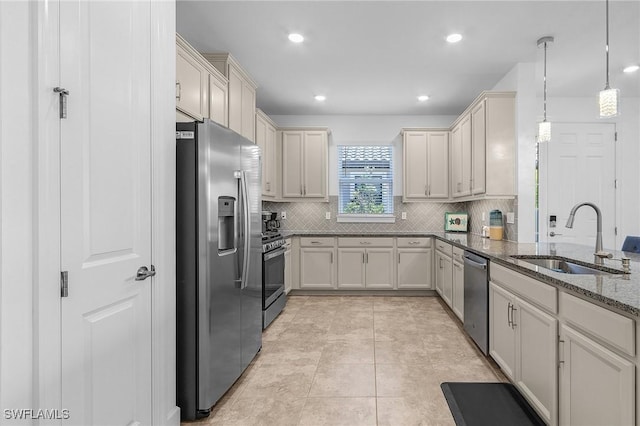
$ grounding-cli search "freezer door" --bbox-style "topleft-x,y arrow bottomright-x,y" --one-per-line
197,121 -> 243,408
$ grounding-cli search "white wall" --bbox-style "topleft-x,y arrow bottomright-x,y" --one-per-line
0,0 -> 34,419
271,114 -> 456,196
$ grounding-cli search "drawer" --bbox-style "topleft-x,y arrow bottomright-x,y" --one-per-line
452,246 -> 464,263
491,263 -> 557,314
338,237 -> 394,248
397,237 -> 431,248
560,292 -> 635,357
435,239 -> 452,257
300,237 -> 335,247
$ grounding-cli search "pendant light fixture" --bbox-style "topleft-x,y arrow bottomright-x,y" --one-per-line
599,0 -> 619,117
537,36 -> 553,143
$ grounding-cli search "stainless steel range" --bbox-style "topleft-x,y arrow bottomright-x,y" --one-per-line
262,230 -> 286,328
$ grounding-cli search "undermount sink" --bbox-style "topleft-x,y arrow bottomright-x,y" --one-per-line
510,255 -> 628,276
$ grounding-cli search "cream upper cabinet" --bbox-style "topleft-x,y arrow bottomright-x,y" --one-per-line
176,34 -> 229,126
281,129 -> 328,200
452,114 -> 471,198
471,100 -> 486,195
255,109 -> 277,199
176,35 -> 208,121
402,130 -> 449,201
204,53 -> 257,142
483,94 -> 516,196
559,324 -> 635,426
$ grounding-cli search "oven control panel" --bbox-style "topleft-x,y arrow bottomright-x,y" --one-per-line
263,238 -> 285,253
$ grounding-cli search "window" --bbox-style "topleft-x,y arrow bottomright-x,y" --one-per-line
337,146 -> 393,221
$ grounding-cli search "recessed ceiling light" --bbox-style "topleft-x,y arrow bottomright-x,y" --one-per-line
446,33 -> 463,43
623,65 -> 639,73
417,95 -> 430,102
314,95 -> 326,102
288,33 -> 304,43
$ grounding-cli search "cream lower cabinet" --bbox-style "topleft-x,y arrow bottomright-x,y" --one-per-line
299,237 -> 335,289
452,258 -> 464,320
337,238 -> 394,289
435,250 -> 452,306
284,238 -> 292,294
397,237 -> 432,289
489,280 -> 558,425
559,324 -> 635,426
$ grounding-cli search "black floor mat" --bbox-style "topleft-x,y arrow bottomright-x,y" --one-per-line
440,382 -> 546,426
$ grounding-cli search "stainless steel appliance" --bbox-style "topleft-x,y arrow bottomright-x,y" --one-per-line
262,231 -> 286,328
176,120 -> 262,420
463,251 -> 489,355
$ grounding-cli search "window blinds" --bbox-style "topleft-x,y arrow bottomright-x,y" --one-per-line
337,145 -> 393,214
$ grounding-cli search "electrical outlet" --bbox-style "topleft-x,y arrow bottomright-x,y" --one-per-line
325,211 -> 331,220
401,212 -> 407,220
281,211 -> 287,220
482,212 -> 486,222
506,212 -> 515,224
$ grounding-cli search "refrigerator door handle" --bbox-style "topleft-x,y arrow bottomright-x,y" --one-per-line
239,170 -> 251,289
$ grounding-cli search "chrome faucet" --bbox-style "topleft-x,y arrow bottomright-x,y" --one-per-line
565,202 -> 611,265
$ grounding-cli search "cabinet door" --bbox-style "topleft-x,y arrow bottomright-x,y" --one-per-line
441,255 -> 453,307
337,248 -> 366,289
208,72 -> 228,127
515,298 -> 558,426
264,123 -> 277,197
241,80 -> 255,141
300,248 -> 335,289
452,260 -> 464,320
284,244 -> 292,294
460,114 -> 472,197
365,248 -> 394,289
450,124 -> 463,197
489,282 -> 516,380
397,249 -> 432,289
471,101 -> 486,195
427,132 -> 449,198
559,324 -> 635,426
435,252 -> 444,296
176,45 -> 206,120
302,131 -> 327,198
403,131 -> 428,199
282,131 -> 304,197
255,115 -> 268,192
227,66 -> 243,136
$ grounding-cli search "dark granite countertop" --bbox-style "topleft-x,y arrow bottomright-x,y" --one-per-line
283,231 -> 640,317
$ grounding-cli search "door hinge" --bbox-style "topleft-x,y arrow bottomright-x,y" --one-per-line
60,271 -> 69,297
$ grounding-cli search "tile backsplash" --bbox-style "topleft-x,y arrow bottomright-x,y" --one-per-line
263,196 -> 517,240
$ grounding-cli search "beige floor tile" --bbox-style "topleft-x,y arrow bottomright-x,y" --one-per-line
275,322 -> 331,342
256,340 -> 325,366
327,321 -> 374,341
377,395 -> 456,426
376,363 -> 443,398
298,397 -> 377,426
319,339 -> 375,364
374,340 -> 430,364
240,364 -> 317,399
208,397 -> 306,426
432,357 -> 500,383
308,363 -> 376,397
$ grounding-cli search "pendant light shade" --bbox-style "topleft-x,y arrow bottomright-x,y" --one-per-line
537,36 -> 553,143
599,0 -> 619,118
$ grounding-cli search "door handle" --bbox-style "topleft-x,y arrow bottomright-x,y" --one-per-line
549,231 -> 562,237
54,87 -> 69,119
135,265 -> 156,281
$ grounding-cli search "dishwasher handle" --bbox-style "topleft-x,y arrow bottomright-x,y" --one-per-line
464,255 -> 487,270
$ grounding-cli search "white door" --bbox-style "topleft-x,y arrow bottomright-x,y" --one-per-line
60,1 -> 153,424
539,123 -> 617,249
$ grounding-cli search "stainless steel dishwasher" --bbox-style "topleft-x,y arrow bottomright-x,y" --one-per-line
463,251 -> 489,355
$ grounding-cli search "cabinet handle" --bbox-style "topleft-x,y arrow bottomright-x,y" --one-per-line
300,184 -> 303,196
428,184 -> 431,196
398,253 -> 401,264
558,339 -> 565,365
507,303 -> 512,327
424,185 -> 428,196
330,252 -> 333,263
408,241 -> 420,245
362,253 -> 365,263
511,307 -> 517,329
366,252 -> 369,263
457,182 -> 461,191
469,179 -> 473,190
359,241 -> 371,245
439,258 -> 443,268
266,182 -> 271,191
310,241 -> 322,245
176,81 -> 181,101
304,185 -> 306,196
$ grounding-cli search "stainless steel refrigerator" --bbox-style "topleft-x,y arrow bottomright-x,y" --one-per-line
176,120 -> 262,420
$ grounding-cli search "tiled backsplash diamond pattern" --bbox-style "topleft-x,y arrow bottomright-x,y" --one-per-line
264,196 -> 517,239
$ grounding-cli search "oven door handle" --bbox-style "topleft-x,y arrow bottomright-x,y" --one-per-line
264,247 -> 286,261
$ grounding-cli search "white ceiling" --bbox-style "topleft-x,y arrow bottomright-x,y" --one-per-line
176,1 -> 640,116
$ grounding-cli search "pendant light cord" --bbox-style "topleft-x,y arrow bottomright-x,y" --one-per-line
543,41 -> 548,121
605,0 -> 610,89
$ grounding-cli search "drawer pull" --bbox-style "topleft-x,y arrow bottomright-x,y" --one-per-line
359,241 -> 371,245
310,241 -> 322,245
409,241 -> 420,245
